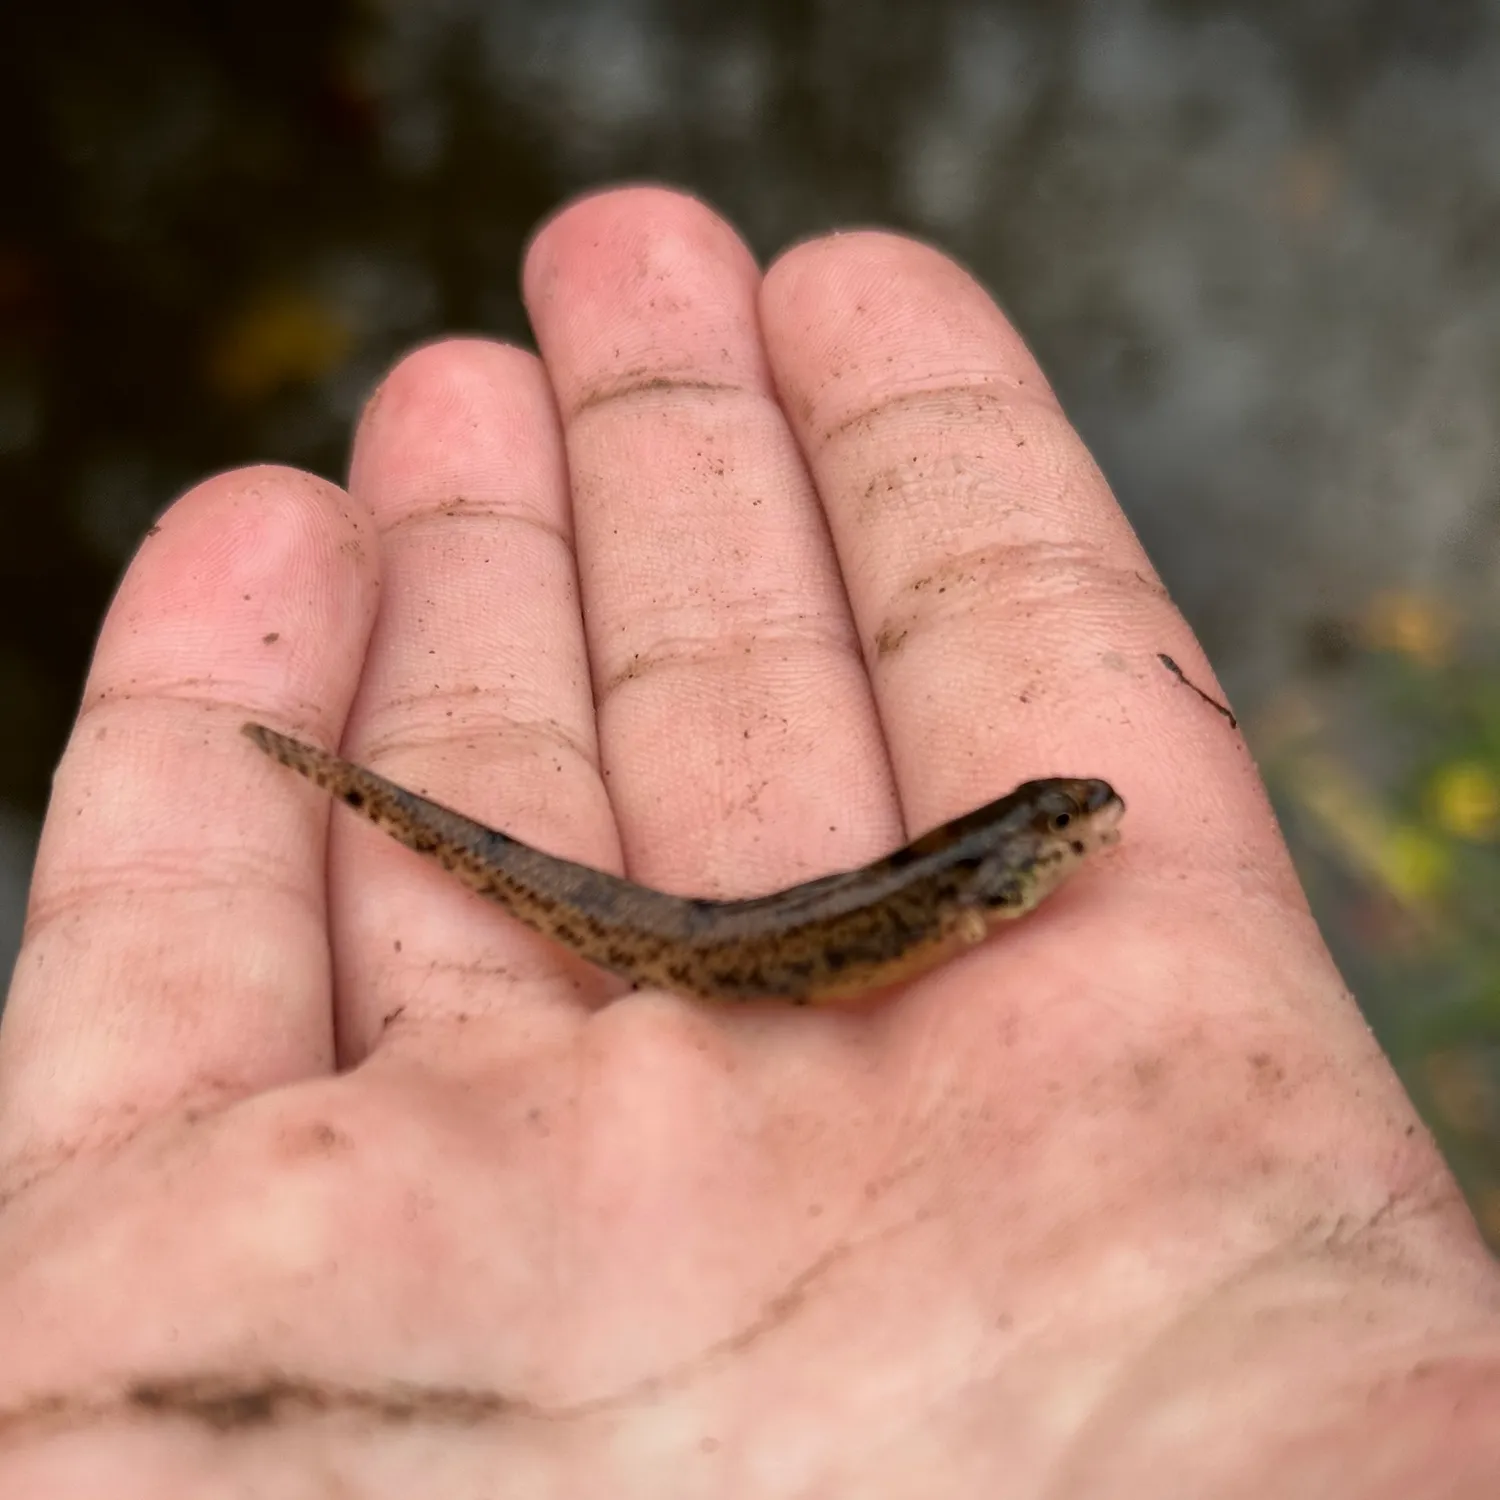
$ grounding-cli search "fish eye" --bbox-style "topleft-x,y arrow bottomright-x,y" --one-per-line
1033,788 -> 1085,837
1040,793 -> 1081,833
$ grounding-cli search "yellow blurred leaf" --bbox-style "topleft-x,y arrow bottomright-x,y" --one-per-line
1376,823 -> 1450,903
1288,751 -> 1450,915
1360,589 -> 1455,666
1428,760 -> 1500,842
207,288 -> 350,401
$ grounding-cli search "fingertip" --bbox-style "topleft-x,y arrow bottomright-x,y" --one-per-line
521,187 -> 760,384
761,230 -> 1058,432
350,337 -> 562,529
89,463 -> 379,728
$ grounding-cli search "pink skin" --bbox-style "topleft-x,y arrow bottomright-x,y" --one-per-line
0,186 -> 1496,1497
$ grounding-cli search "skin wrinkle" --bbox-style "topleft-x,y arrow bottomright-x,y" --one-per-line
0,1078 -> 249,1212
1044,1226 -> 1418,1496
1305,1180 -> 1484,1302
854,452 -> 1027,531
360,677 -> 589,725
347,716 -> 600,788
0,1158 -> 81,1216
868,545 -> 1160,673
376,499 -> 575,553
402,959 -> 588,992
596,583 -> 851,649
895,540 -> 1138,602
1056,1191 -> 1422,1420
568,373 -> 748,420
828,415 -> 1114,547
354,931 -> 620,1036
80,682 -> 325,720
847,450 -> 1114,545
0,1216 -> 923,1445
21,847 -> 307,942
594,615 -> 862,702
816,378 -> 1057,448
1314,1178 -> 1489,1288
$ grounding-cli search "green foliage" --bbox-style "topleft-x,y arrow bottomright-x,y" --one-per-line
1264,592 -> 1500,1247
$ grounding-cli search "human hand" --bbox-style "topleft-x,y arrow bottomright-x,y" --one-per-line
1,186 -> 1496,1497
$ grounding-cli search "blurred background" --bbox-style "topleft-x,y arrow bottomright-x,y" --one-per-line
2,0 -> 1496,1241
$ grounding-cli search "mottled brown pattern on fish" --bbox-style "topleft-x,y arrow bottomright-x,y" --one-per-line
242,722 -> 1123,1004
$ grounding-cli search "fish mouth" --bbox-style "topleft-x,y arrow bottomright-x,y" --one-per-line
1086,790 -> 1125,846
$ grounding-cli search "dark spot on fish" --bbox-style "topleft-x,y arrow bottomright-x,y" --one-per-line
344,790 -> 365,810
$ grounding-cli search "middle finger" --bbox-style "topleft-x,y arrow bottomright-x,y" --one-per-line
524,189 -> 901,905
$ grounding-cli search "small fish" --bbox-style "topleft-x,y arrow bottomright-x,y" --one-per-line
244,723 -> 1123,1004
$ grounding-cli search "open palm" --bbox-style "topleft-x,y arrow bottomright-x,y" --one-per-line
2,187 -> 1495,1498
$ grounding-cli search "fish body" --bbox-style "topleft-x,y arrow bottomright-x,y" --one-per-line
244,723 -> 1122,1004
